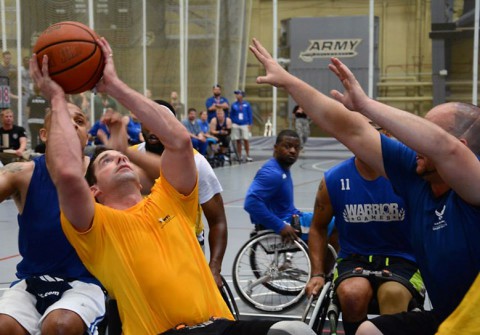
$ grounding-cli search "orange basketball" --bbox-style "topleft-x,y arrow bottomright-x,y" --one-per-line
33,21 -> 105,94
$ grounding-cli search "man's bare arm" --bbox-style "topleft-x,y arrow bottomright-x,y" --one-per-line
249,38 -> 385,177
201,193 -> 228,288
306,177 -> 334,297
329,57 -> 480,205
95,38 -> 195,195
30,55 -> 94,232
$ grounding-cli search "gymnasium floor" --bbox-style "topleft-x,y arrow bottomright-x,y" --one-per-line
0,137 -> 353,325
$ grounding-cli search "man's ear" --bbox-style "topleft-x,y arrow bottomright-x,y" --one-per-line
39,128 -> 47,142
90,185 -> 101,198
459,138 -> 468,146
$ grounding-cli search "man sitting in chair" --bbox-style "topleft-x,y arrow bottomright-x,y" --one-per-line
32,36 -> 316,335
244,129 -> 335,243
305,128 -> 425,334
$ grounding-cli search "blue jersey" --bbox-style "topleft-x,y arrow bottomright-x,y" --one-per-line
125,117 -> 142,145
205,96 -> 229,122
244,158 -> 300,233
230,100 -> 253,126
88,121 -> 110,145
16,155 -> 100,285
381,135 -> 480,320
325,157 -> 415,262
197,119 -> 210,134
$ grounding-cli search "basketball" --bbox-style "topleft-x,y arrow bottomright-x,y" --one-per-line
33,21 -> 105,94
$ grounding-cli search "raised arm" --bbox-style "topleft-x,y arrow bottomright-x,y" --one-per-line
329,57 -> 480,205
95,38 -> 195,195
249,38 -> 385,177
30,55 -> 94,232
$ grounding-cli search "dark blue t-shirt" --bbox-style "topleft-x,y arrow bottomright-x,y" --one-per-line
381,135 -> 480,320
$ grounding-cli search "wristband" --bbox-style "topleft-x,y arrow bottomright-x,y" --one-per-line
311,273 -> 325,278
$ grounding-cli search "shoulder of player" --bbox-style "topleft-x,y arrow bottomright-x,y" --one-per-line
0,160 -> 34,188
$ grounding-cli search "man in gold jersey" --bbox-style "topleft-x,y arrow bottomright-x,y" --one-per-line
31,37 -> 315,335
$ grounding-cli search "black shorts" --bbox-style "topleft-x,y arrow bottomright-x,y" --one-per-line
369,310 -> 440,335
160,319 -> 277,335
335,254 -> 424,301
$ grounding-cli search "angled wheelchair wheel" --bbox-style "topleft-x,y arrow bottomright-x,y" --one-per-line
232,231 -> 311,312
220,275 -> 240,320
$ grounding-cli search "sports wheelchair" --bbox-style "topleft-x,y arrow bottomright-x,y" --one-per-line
232,228 -> 337,312
302,262 -> 425,334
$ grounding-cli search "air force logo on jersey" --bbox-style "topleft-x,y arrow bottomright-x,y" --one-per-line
343,203 -> 406,223
432,205 -> 447,231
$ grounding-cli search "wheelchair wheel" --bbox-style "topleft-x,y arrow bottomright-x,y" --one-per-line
232,231 -> 311,312
302,244 -> 338,334
220,275 -> 240,320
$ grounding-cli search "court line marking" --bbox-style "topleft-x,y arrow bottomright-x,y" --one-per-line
0,254 -> 20,262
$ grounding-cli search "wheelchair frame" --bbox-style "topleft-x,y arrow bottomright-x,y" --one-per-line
232,229 -> 338,313
304,263 -> 426,335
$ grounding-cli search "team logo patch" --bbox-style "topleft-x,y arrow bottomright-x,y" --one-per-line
342,203 -> 405,223
158,214 -> 174,228
433,205 -> 447,231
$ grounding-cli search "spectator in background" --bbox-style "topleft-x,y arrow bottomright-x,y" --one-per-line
210,107 -> 232,161
0,108 -> 27,165
170,90 -> 185,121
122,111 -> 144,145
230,89 -> 253,162
0,109 -> 27,155
93,92 -> 117,122
0,51 -> 18,119
20,56 -> 33,132
182,107 -> 208,155
88,109 -> 112,146
205,84 -> 229,122
292,105 -> 310,149
26,85 -> 50,149
198,110 -> 219,159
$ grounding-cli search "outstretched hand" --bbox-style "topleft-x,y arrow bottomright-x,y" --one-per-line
328,57 -> 370,113
103,108 -> 128,153
29,54 -> 64,101
249,38 -> 291,88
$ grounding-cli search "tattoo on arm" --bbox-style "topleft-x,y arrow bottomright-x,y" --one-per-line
314,179 -> 326,212
0,163 -> 24,175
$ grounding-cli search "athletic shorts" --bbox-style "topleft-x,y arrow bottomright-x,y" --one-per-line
0,279 -> 106,335
334,254 -> 425,301
369,310 -> 440,335
231,124 -> 250,141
